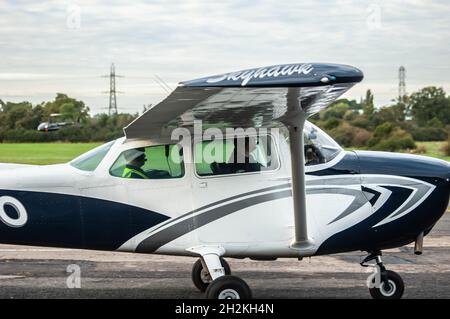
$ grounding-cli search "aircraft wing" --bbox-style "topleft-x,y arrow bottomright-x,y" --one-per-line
124,63 -> 363,140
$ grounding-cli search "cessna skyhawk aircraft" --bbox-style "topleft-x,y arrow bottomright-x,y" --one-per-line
0,63 -> 449,299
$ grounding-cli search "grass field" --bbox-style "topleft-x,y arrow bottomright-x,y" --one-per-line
0,141 -> 448,165
415,141 -> 450,162
0,143 -> 101,165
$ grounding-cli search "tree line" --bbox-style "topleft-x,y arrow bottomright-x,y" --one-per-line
310,86 -> 450,155
0,87 -> 449,155
0,93 -> 138,142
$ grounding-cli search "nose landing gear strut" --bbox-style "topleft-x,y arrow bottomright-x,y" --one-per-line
361,251 -> 405,299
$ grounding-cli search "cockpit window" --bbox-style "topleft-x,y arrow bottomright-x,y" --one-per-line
110,144 -> 184,179
303,121 -> 342,166
70,141 -> 114,172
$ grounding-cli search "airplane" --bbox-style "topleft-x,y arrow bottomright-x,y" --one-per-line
0,63 -> 449,299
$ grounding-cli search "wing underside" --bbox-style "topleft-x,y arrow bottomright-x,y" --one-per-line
125,84 -> 356,140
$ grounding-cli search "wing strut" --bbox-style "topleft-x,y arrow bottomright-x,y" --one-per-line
282,88 -> 315,254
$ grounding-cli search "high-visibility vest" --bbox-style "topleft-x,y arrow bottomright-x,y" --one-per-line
122,167 -> 148,179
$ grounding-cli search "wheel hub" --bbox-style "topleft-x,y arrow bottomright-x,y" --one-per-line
380,280 -> 396,297
218,289 -> 240,299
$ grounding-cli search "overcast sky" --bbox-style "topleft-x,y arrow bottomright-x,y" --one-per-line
1,0 -> 449,114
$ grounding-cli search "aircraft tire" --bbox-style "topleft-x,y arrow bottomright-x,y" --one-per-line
369,270 -> 404,299
205,275 -> 252,299
192,257 -> 231,292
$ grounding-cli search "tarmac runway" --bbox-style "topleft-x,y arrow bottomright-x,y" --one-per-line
0,212 -> 449,299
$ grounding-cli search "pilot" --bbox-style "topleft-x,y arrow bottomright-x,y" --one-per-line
228,137 -> 262,173
122,148 -> 149,179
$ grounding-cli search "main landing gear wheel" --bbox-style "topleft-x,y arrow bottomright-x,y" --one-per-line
369,270 -> 404,300
205,275 -> 252,299
361,251 -> 405,300
192,257 -> 231,292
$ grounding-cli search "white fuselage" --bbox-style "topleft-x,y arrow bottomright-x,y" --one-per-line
1,124 -> 443,258
0,133 -> 376,259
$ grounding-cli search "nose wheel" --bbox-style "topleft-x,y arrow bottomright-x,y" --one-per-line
192,257 -> 231,292
369,270 -> 404,299
361,251 -> 405,299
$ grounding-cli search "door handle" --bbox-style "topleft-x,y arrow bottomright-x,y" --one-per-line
199,182 -> 208,188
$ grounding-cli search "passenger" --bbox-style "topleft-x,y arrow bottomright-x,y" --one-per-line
122,148 -> 149,179
228,137 -> 262,173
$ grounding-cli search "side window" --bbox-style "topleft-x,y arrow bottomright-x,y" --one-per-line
110,144 -> 184,179
195,135 -> 279,177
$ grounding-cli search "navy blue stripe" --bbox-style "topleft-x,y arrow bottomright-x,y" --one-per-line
0,189 -> 170,251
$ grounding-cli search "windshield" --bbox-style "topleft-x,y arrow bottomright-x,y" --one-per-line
303,121 -> 342,165
70,141 -> 114,172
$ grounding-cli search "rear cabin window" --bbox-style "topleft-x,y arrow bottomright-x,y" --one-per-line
195,135 -> 279,177
70,141 -> 114,172
110,144 -> 184,179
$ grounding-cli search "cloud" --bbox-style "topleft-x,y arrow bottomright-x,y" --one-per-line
0,0 -> 449,112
